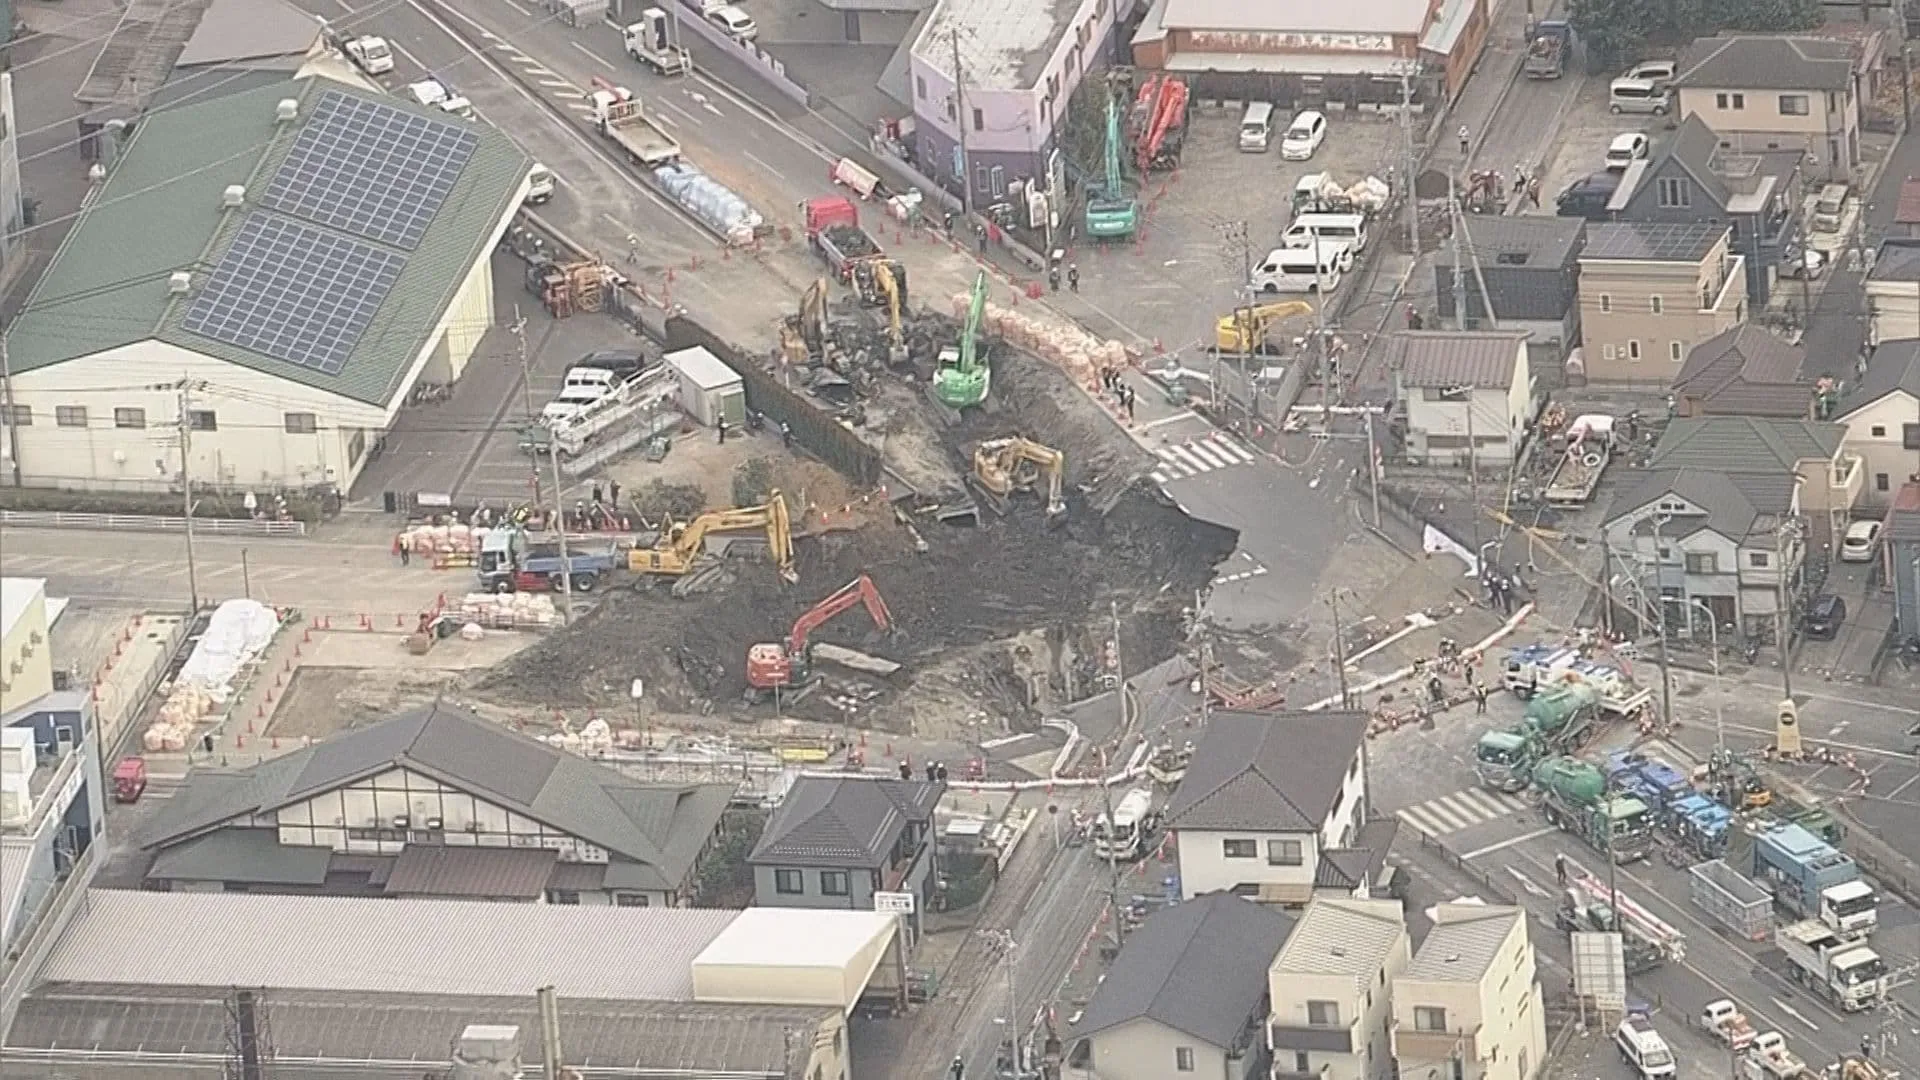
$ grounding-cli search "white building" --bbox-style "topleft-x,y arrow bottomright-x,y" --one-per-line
0,73 -> 22,280
1387,331 -> 1535,467
1391,904 -> 1546,1080
1833,340 -> 1920,511
1267,897 -> 1409,1080
0,75 -> 531,495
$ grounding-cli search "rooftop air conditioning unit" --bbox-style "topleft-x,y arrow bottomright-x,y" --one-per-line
222,184 -> 246,208
426,817 -> 444,830
392,815 -> 410,829
168,271 -> 192,295
276,98 -> 299,123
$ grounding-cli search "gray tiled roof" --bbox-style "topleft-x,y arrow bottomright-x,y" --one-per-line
1869,240 -> 1920,283
1317,818 -> 1400,892
1387,331 -> 1527,390
1675,34 -> 1855,92
1449,215 -> 1585,268
1404,906 -> 1521,981
1165,711 -> 1367,832
1650,415 -> 1844,471
1842,338 -> 1920,413
146,829 -> 332,885
1073,893 -> 1296,1048
1607,468 -> 1798,542
1273,896 -> 1407,992
141,702 -> 733,892
1671,325 -> 1810,417
383,845 -> 559,899
1659,115 -> 1734,209
749,775 -> 943,869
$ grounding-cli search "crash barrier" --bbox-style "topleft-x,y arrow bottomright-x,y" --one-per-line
0,509 -> 308,537
669,2 -> 810,107
1416,827 -> 1519,905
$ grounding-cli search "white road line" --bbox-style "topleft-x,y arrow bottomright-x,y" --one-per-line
1424,795 -> 1480,831
1396,806 -> 1448,836
658,97 -> 703,125
1215,437 -> 1256,463
570,40 -> 616,70
1186,440 -> 1234,470
1140,411 -> 1197,431
1459,826 -> 1557,860
1769,998 -> 1820,1033
744,151 -> 787,180
1164,445 -> 1209,473
538,78 -> 575,89
1149,470 -> 1171,485
566,101 -> 595,113
1886,773 -> 1919,800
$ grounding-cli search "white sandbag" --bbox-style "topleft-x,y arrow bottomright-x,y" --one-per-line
460,622 -> 486,641
177,600 -> 280,702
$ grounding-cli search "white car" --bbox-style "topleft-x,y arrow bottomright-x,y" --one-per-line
1841,520 -> 1883,561
1279,110 -> 1327,161
407,79 -> 475,120
1606,132 -> 1650,170
343,36 -> 393,76
1625,60 -> 1675,84
707,5 -> 757,41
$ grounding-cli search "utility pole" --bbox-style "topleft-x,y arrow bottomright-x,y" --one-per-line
1648,514 -> 1674,728
176,381 -> 202,613
1447,176 -> 1467,330
950,30 -> 972,218
1465,392 -> 1482,565
1,335 -> 21,487
1363,408 -> 1381,528
1103,600 -> 1129,951
515,310 -> 573,624
1774,522 -> 1796,702
1328,591 -> 1353,709
1399,67 -> 1421,266
536,985 -> 565,1080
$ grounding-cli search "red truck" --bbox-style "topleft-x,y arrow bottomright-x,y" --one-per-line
113,757 -> 148,803
803,195 -> 884,281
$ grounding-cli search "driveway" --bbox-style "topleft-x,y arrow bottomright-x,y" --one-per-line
1797,558 -> 1894,684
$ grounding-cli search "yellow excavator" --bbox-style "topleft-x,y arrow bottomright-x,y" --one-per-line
779,280 -> 829,367
970,437 -> 1066,523
1215,300 -> 1313,354
628,491 -> 798,583
873,259 -> 908,367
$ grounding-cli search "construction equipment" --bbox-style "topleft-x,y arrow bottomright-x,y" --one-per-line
933,271 -> 991,409
1698,1000 -> 1756,1051
587,80 -> 681,166
873,260 -> 908,366
1084,89 -> 1139,239
1730,821 -> 1876,935
1557,892 -> 1665,973
746,574 -> 893,695
1534,756 -> 1655,861
1214,300 -> 1313,354
1561,854 -> 1687,963
1525,19 -> 1573,78
970,436 -> 1067,521
1777,920 -> 1888,1011
478,529 -> 623,593
628,493 -> 797,584
1473,682 -> 1603,791
780,278 -> 829,367
803,195 -> 886,281
1130,73 -> 1189,172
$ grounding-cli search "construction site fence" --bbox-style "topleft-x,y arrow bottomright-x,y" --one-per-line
0,509 -> 309,537
669,3 -> 810,107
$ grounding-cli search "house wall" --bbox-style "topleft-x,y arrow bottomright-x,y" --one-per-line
1797,451 -> 1865,546
1093,1017 -> 1234,1080
1894,534 -> 1920,640
1677,85 -> 1858,180
0,698 -> 104,953
1577,248 -> 1745,382
422,246 -> 498,384
1867,280 -> 1920,344
1400,344 -> 1532,467
1269,939 -> 1408,1080
1322,752 -> 1366,850
0,74 -> 22,275
1840,392 -> 1920,510
1618,158 -> 1798,309
0,580 -> 54,714
1177,827 -> 1320,899
1394,920 -> 1548,1080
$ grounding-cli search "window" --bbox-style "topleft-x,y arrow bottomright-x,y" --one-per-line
284,412 -> 318,434
547,889 -> 581,905
1685,552 -> 1719,574
1656,177 -> 1691,208
1875,472 -> 1890,491
1779,94 -> 1810,116
1307,1001 -> 1340,1026
1602,345 -> 1618,361
774,868 -> 805,894
990,164 -> 1006,197
1670,341 -> 1683,362
1222,838 -> 1257,859
1649,295 -> 1664,314
1749,551 -> 1771,568
1295,1053 -> 1311,1073
1716,92 -> 1730,108
1627,340 -> 1642,361
615,892 -> 650,907
1714,92 -> 1745,109
56,406 -> 87,428
188,410 -> 217,431
114,407 -> 146,429
347,428 -> 366,465
1871,425 -> 1887,437
1414,1006 -> 1448,1032
1175,1048 -> 1195,1072
2,404 -> 28,426
916,75 -> 926,99
820,870 -> 850,895
1598,294 -> 1612,313
971,106 -> 983,131
1267,838 -> 1304,866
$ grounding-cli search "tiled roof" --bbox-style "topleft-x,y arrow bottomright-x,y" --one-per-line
1671,325 -> 1810,417
1653,115 -> 1733,210
1273,897 -> 1406,993
1675,34 -> 1855,92
1447,215 -> 1585,268
382,845 -> 560,899
1870,239 -> 1920,283
1166,710 -> 1366,832
1386,331 -> 1527,390
1403,905 -> 1521,981
749,775 -> 943,869
1651,415 -> 1844,471
1842,338 -> 1920,413
146,829 -> 332,886
1607,468 -> 1798,542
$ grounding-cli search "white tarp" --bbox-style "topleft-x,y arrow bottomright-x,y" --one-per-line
177,599 -> 280,700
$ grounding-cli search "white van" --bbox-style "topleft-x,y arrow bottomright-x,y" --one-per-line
1238,102 -> 1275,153
561,366 -> 618,398
1251,245 -> 1345,295
1614,1016 -> 1676,1080
1283,212 -> 1369,254
525,164 -> 556,205
1609,78 -> 1670,115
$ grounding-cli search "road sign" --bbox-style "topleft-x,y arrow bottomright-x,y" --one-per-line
874,891 -> 916,915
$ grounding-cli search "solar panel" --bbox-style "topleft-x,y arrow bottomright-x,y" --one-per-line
263,90 -> 478,252
181,213 -> 405,375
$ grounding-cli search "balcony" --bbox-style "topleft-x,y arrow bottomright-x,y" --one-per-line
1701,255 -> 1747,313
1393,1024 -> 1480,1063
1270,1022 -> 1354,1054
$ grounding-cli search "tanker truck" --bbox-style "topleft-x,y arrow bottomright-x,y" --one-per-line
1475,683 -> 1603,791
1534,755 -> 1654,862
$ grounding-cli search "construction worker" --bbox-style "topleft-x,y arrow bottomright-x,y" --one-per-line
1067,263 -> 1080,292
1473,682 -> 1489,714
716,417 -> 728,445
780,420 -> 793,449
1458,125 -> 1471,155
1048,263 -> 1061,291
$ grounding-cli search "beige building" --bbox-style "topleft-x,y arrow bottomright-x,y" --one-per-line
1833,341 -> 1920,511
1577,223 -> 1745,384
1267,898 -> 1409,1080
1391,904 -> 1546,1080
1866,241 -> 1920,345
0,578 -> 55,714
1672,34 -> 1860,181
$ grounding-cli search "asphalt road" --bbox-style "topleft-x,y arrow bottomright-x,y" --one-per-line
1798,129 -> 1920,380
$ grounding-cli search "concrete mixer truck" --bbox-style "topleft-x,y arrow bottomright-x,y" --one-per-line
1534,755 -> 1654,862
1474,682 -> 1604,792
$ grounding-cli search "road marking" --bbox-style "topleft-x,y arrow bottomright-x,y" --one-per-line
570,41 -> 615,70
501,0 -> 531,13
1887,773 -> 1919,800
1396,788 -> 1528,837
1139,411 -> 1197,432
538,78 -> 576,89
659,97 -> 703,125
1770,997 -> 1820,1032
1216,565 -> 1268,585
1460,826 -> 1556,860
566,101 -> 595,113
1149,433 -> 1256,483
744,151 -> 786,180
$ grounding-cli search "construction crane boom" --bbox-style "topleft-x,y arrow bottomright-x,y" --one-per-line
629,492 -> 796,581
1215,300 -> 1313,354
746,574 -> 893,692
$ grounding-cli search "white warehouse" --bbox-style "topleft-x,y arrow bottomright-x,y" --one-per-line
0,75 -> 531,494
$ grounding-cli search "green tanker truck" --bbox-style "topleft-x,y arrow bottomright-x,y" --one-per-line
1533,755 -> 1654,862
1474,683 -> 1603,792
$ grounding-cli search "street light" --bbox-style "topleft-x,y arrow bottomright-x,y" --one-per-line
1687,599 -> 1726,754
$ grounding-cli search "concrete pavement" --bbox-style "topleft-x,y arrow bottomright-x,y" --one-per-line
1798,129 -> 1920,380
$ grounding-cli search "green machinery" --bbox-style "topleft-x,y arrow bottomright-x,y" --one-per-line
1084,90 -> 1138,239
933,270 -> 991,409
1473,683 -> 1602,793
1534,755 -> 1654,861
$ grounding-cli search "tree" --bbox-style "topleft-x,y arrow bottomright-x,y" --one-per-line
1571,0 -> 1823,71
1568,0 -> 1664,71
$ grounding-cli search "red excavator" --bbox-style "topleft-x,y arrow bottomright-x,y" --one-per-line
1131,73 -> 1189,173
746,574 -> 894,695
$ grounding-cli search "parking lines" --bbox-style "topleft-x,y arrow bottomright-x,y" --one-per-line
1396,788 -> 1530,837
1150,432 -> 1256,484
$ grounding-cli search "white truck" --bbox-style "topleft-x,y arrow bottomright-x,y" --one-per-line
407,79 -> 475,120
343,35 -> 394,76
623,10 -> 690,75
1738,1033 -> 1810,1080
1090,788 -> 1155,861
1698,1000 -> 1755,1051
588,84 -> 681,167
1775,920 -> 1888,1012
1564,660 -> 1653,717
524,364 -> 677,459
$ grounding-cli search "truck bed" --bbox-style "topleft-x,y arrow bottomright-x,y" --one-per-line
609,119 -> 679,165
822,223 -> 881,259
1544,449 -> 1605,504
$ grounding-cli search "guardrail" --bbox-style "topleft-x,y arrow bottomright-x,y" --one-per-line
0,510 -> 307,537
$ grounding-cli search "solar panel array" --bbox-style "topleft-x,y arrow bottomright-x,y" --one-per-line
263,90 -> 478,252
182,214 -> 404,375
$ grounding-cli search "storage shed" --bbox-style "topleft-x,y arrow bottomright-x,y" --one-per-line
691,908 -> 901,1013
665,346 -> 746,428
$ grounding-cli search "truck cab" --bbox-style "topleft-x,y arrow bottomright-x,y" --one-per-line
1503,643 -> 1578,697
1474,729 -> 1536,792
407,79 -> 475,120
1615,1016 -> 1676,1080
1821,879 -> 1878,939
623,9 -> 690,75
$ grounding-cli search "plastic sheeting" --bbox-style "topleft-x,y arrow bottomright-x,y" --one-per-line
653,162 -> 764,246
178,600 -> 280,698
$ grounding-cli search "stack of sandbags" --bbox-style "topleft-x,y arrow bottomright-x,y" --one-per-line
578,717 -> 613,757
455,592 -> 558,629
950,292 -> 1128,387
401,523 -> 490,554
458,622 -> 486,641
544,729 -> 585,754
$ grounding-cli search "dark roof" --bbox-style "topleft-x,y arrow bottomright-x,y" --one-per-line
1316,818 -> 1400,891
1583,221 -> 1728,262
1607,468 -> 1799,542
1450,215 -> 1585,268
1073,894 -> 1296,1048
383,846 -> 560,899
1898,178 -> 1920,225
1842,339 -> 1920,412
1889,482 -> 1920,543
146,829 -> 332,885
1671,325 -> 1810,417
749,776 -> 943,868
1870,239 -> 1920,282
1385,331 -> 1527,390
1675,34 -> 1855,92
1650,115 -> 1733,209
1166,711 -> 1367,832
1651,415 -> 1845,470
141,702 -> 734,893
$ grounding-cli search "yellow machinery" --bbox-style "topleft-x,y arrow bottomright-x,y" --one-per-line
779,280 -> 828,367
1214,300 -> 1313,354
873,260 -> 907,366
971,437 -> 1066,521
628,491 -> 797,582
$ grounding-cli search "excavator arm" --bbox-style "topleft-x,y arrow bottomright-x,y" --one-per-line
972,437 -> 1066,518
787,573 -> 892,653
629,492 -> 795,581
1215,300 -> 1314,353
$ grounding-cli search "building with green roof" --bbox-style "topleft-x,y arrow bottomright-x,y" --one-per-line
0,72 -> 531,495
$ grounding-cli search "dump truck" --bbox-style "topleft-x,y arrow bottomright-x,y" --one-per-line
477,529 -> 622,594
1776,920 -> 1887,1011
803,195 -> 885,281
1543,414 -> 1614,506
623,9 -> 689,75
1474,682 -> 1602,791
1534,756 -> 1654,861
589,83 -> 680,166
1689,859 -> 1773,941
1698,1000 -> 1755,1051
1732,822 -> 1877,936
1525,20 -> 1572,78
1740,1032 -> 1810,1080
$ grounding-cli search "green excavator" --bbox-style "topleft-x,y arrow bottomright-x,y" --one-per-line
933,270 -> 990,409
1084,89 -> 1139,240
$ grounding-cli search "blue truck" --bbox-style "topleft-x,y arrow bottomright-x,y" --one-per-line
1733,822 -> 1878,938
477,528 -> 621,594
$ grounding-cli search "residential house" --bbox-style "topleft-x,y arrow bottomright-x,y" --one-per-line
1888,481 -> 1920,644
1432,215 -> 1584,354
1833,339 -> 1920,510
1391,904 -> 1546,1080
1385,331 -> 1535,467
136,702 -> 735,905
1672,34 -> 1860,180
1576,223 -> 1745,383
1652,415 -> 1860,545
1669,325 -> 1813,418
1163,709 -> 1396,904
1866,240 -> 1920,344
1895,177 -> 1920,240
1610,114 -> 1802,308
1071,893 -> 1298,1080
748,774 -> 943,940
1267,898 -> 1409,1080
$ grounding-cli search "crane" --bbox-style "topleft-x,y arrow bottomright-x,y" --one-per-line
1215,300 -> 1314,354
933,270 -> 991,409
628,492 -> 797,583
1084,89 -> 1139,239
970,436 -> 1067,522
1132,73 -> 1189,173
746,573 -> 893,693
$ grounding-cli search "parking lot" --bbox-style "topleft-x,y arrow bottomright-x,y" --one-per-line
1529,74 -> 1654,213
1071,107 -> 1409,356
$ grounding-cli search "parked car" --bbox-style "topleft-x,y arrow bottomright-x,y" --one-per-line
1280,110 -> 1327,161
1606,132 -> 1650,170
707,5 -> 757,41
1624,60 -> 1675,85
1779,244 -> 1827,280
1840,520 -> 1883,562
1803,594 -> 1847,640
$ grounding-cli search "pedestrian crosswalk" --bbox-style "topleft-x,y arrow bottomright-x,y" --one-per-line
1150,433 -> 1257,484
1396,788 -> 1531,837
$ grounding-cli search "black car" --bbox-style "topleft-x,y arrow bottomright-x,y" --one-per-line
1556,171 -> 1622,221
573,348 -> 650,376
1802,594 -> 1847,640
